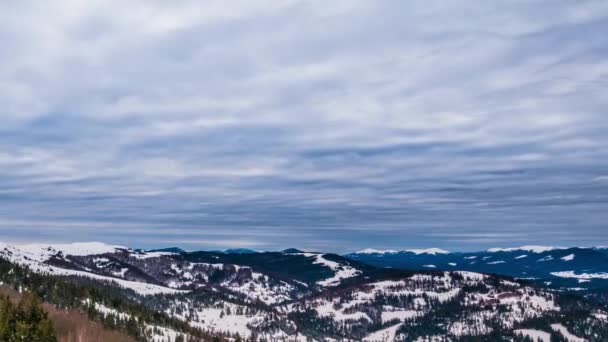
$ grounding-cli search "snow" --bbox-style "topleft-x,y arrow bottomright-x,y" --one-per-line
515,329 -> 551,342
313,254 -> 361,286
86,300 -> 131,320
224,271 -> 294,305
414,336 -> 443,342
303,271 -> 479,332
177,304 -> 266,338
112,268 -> 129,278
561,254 -> 575,261
355,248 -> 448,255
147,324 -> 183,342
550,324 -> 586,342
259,330 -> 311,342
455,271 -> 486,281
487,260 -> 506,264
501,280 -> 520,287
23,242 -> 124,256
0,242 -> 122,263
593,312 -> 608,321
463,286 -> 559,329
551,271 -> 608,280
356,248 -> 396,254
363,323 -> 402,342
381,310 -> 420,323
0,242 -> 184,295
406,248 -> 449,255
448,311 -> 494,336
133,251 -> 176,259
315,302 -> 372,322
487,245 -> 562,253
46,266 -> 186,295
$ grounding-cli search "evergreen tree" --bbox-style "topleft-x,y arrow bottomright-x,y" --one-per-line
0,292 -> 56,341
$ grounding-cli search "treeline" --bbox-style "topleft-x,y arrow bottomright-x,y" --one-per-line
0,258 -> 226,342
0,291 -> 56,341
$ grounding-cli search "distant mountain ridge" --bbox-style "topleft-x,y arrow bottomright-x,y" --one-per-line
346,245 -> 608,290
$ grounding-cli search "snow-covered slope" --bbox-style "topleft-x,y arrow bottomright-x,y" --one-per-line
487,245 -> 565,253
286,270 -> 577,340
0,242 -> 183,295
1,242 -> 606,341
347,246 -> 608,289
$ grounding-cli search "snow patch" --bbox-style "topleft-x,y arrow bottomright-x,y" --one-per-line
550,324 -> 586,342
487,246 -> 562,253
363,323 -> 402,342
313,254 -> 361,287
515,329 -> 551,342
381,310 -> 420,323
551,271 -> 608,280
560,254 -> 575,261
487,261 -> 506,265
406,248 -> 449,255
356,248 -> 396,254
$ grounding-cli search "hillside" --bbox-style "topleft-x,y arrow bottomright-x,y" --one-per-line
0,242 -> 606,341
0,286 -> 134,342
346,246 -> 608,290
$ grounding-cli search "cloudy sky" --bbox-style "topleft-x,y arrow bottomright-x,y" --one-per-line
1,1 -> 607,252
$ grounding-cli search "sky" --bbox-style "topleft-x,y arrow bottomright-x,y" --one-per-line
0,0 -> 607,253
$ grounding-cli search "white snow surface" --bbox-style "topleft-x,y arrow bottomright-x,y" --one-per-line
515,329 -> 551,342
406,248 -> 449,255
147,324 -> 184,342
551,324 -> 587,342
356,248 -> 397,254
303,271 -> 488,333
311,254 -> 361,286
355,248 -> 448,255
0,242 -> 184,295
551,271 -> 608,280
561,254 -> 575,261
167,300 -> 286,339
363,323 -> 402,342
487,261 -> 506,264
487,245 -> 563,253
134,251 -> 177,259
381,310 -> 420,323
593,312 -> 608,321
0,241 -> 123,262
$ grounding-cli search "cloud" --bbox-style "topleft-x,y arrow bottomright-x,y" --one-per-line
0,1 -> 607,252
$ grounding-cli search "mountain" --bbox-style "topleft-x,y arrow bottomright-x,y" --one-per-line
346,246 -> 608,290
224,248 -> 259,254
146,247 -> 186,254
0,242 -> 607,341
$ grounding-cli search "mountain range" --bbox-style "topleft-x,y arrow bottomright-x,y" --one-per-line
0,242 -> 606,341
346,246 -> 608,290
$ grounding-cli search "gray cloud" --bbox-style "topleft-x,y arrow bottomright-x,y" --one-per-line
0,1 -> 607,252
